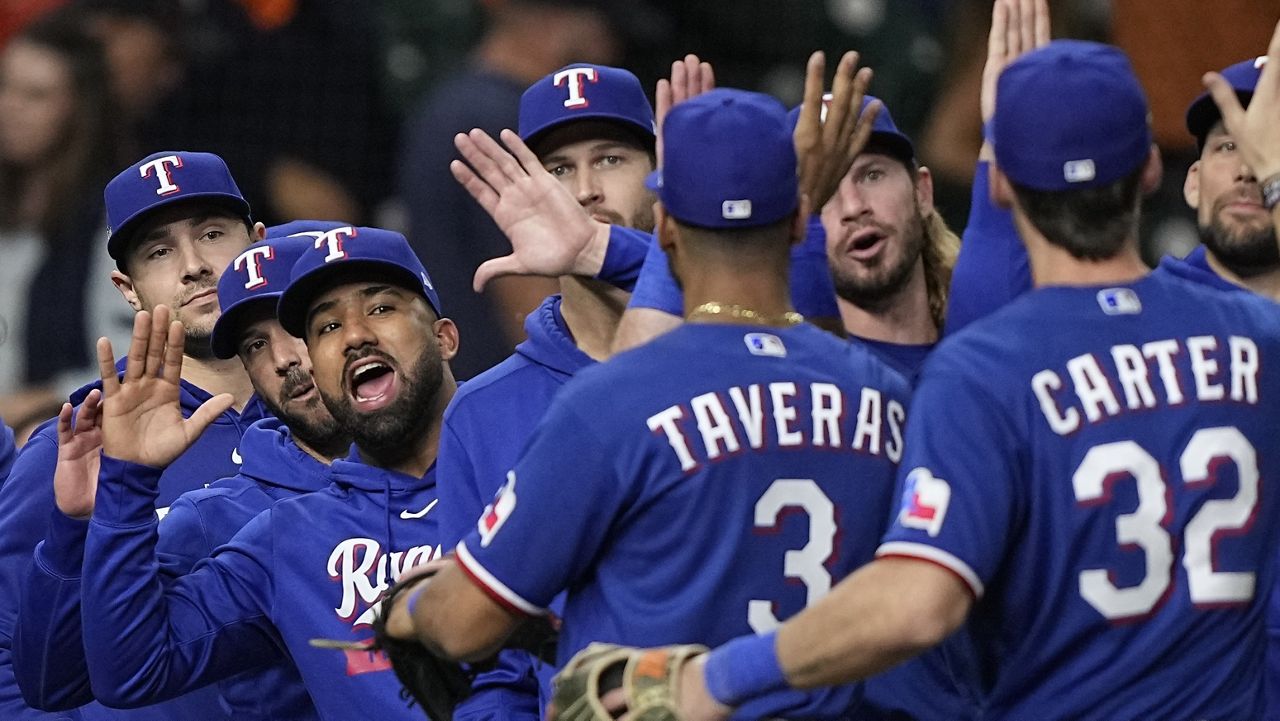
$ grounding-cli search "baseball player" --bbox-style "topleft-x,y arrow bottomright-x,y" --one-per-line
13,227 -> 357,721
0,150 -> 268,721
637,40 -> 1280,721
72,228 -> 456,721
385,88 -> 912,720
436,62 -> 657,721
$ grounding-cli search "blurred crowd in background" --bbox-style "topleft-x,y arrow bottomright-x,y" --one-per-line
0,0 -> 1272,442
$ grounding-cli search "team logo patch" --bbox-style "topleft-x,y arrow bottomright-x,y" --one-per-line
1096,287 -> 1141,315
479,471 -> 518,547
1063,159 -> 1096,184
722,199 -> 753,220
744,333 -> 786,358
898,467 -> 950,537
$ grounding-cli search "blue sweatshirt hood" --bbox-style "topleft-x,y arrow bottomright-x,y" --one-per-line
514,296 -> 595,378
329,454 -> 437,494
1156,246 -> 1243,294
235,418 -> 331,494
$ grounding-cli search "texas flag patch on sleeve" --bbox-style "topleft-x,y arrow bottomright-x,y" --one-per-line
897,467 -> 951,537
478,470 -> 518,547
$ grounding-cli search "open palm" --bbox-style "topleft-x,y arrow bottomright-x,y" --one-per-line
97,305 -> 233,468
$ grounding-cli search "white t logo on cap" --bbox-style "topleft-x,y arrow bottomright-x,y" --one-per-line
1063,159 -> 1096,184
722,199 -> 753,220
234,245 -> 274,290
139,155 -> 183,196
554,67 -> 598,109
314,226 -> 357,263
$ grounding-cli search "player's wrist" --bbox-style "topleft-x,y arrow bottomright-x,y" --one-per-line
702,631 -> 789,708
1260,171 -> 1280,211
574,220 -> 611,277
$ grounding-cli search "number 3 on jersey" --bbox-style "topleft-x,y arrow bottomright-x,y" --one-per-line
1073,426 -> 1259,620
748,479 -> 836,633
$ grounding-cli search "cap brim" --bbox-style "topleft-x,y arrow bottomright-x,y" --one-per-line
277,260 -> 433,338
209,295 -> 279,359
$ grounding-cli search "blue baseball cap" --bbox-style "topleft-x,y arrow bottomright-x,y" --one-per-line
1185,56 -> 1266,147
276,226 -> 443,338
265,220 -> 352,238
645,88 -> 798,229
105,151 -> 252,267
519,64 -> 655,151
210,235 -> 314,359
992,40 -> 1151,192
787,94 -> 915,164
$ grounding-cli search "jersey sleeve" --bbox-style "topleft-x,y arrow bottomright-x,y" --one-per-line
437,416 -> 488,549
82,456 -> 279,707
876,365 -> 1022,598
155,495 -> 216,579
596,226 -> 652,292
455,398 -> 628,615
943,159 -> 1030,337
11,508 -> 92,710
788,215 -> 839,320
627,237 -> 683,315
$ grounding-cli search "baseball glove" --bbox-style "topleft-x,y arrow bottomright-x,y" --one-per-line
550,642 -> 708,721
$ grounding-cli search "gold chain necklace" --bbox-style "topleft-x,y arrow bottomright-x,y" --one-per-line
686,302 -> 805,327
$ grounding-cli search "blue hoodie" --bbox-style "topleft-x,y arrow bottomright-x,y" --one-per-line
0,373 -> 266,721
0,420 -> 13,486
79,451 -> 442,721
14,418 -> 330,720
438,294 -> 592,721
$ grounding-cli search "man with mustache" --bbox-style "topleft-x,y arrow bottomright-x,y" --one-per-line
0,150 -> 268,721
13,228 -> 356,721
71,228 -> 462,721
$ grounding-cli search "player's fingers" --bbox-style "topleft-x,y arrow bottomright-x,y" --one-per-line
78,389 -> 103,431
161,317 -> 185,385
1260,19 -> 1280,101
1005,0 -> 1021,56
987,0 -> 1008,65
450,159 -> 500,215
1018,0 -> 1036,53
145,305 -> 171,378
1033,0 -> 1050,47
185,393 -> 235,442
501,129 -> 545,176
655,78 -> 672,122
699,60 -> 715,94
795,51 -> 825,142
56,402 -> 73,443
455,130 -> 517,189
847,97 -> 881,164
824,51 -> 860,144
473,256 -> 524,292
1203,72 -> 1248,135
123,310 -> 151,381
670,58 -> 688,104
97,337 -> 120,396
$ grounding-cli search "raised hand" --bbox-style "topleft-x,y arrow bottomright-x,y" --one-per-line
53,389 -> 103,520
97,305 -> 234,468
1203,20 -> 1280,182
794,50 -> 879,211
981,0 -> 1051,156
656,53 -> 716,167
453,129 -> 611,292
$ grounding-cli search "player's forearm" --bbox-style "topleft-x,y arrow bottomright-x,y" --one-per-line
777,559 -> 967,688
413,561 -> 519,663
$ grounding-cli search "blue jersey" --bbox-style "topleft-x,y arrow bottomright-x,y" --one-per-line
78,454 -> 442,721
1,374 -> 265,721
458,323 -> 910,669
880,272 -> 1280,719
438,294 -> 594,720
943,160 -> 1027,336
0,419 -> 13,486
13,418 -> 326,721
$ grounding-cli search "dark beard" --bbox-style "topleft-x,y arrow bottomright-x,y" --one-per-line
261,367 -> 351,459
320,343 -> 443,466
1198,216 -> 1280,279
831,211 -> 926,312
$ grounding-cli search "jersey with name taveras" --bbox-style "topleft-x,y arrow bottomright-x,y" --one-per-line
879,271 -> 1280,720
458,322 -> 911,664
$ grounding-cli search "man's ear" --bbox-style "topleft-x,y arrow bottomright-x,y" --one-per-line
252,222 -> 268,241
1140,146 -> 1163,196
989,162 -> 1015,210
1183,159 -> 1202,210
654,203 -> 674,252
111,270 -> 143,311
433,317 -> 461,361
914,165 -> 936,215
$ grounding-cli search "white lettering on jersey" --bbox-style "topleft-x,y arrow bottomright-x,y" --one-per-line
1034,335 -> 1261,435
327,537 -> 441,627
691,392 -> 740,460
810,383 -> 842,448
139,155 -> 183,196
553,66 -> 598,108
770,382 -> 802,447
648,405 -> 698,471
234,245 -> 274,290
728,384 -> 766,449
851,388 -> 883,455
885,399 -> 906,464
